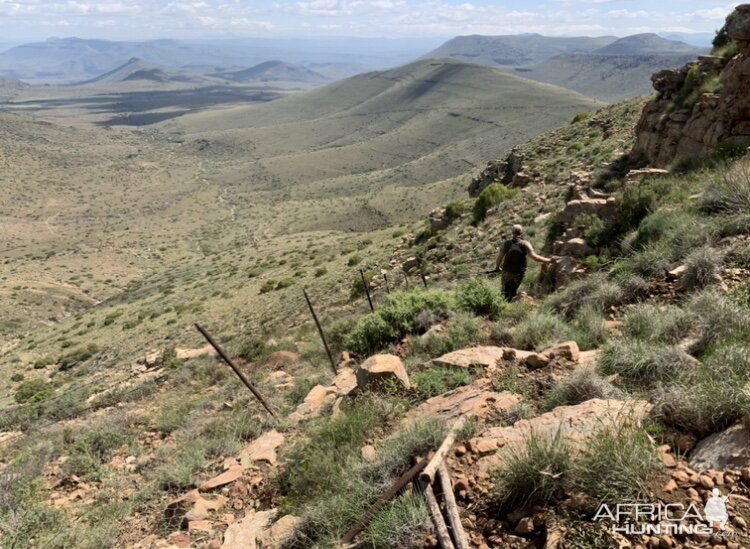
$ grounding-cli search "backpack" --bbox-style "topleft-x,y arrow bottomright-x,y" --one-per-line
502,239 -> 528,274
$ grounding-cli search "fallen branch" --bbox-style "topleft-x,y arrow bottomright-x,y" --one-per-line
340,459 -> 428,546
424,484 -> 456,549
420,415 -> 467,485
437,463 -> 470,549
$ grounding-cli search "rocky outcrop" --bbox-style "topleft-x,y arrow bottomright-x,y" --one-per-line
632,5 -> 750,167
473,399 -> 651,473
356,354 -> 411,390
689,423 -> 750,471
468,148 -> 525,197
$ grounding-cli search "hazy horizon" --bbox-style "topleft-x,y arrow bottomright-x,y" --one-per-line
0,1 -> 736,42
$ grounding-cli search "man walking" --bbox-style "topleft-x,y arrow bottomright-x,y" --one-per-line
495,224 -> 553,301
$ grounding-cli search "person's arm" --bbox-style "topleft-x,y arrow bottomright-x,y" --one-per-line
525,241 -> 553,264
495,245 -> 505,271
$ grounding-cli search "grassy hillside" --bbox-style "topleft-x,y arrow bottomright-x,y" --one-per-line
4,77 -> 750,546
215,61 -> 329,85
165,59 -> 601,232
594,33 -> 704,55
515,53 -> 698,102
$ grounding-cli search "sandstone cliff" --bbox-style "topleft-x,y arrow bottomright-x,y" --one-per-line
632,4 -> 750,167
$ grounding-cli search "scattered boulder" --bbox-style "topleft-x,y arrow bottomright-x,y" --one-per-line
288,384 -> 337,422
262,351 -> 301,369
559,197 -> 616,225
541,341 -> 580,363
165,490 -> 227,528
357,354 -> 410,390
525,352 -> 550,370
239,430 -> 285,468
432,346 -> 507,370
511,172 -> 531,188
222,509 -> 277,549
331,366 -> 357,396
175,345 -> 217,361
625,168 -> 669,183
562,238 -> 590,258
404,378 -> 522,424
256,514 -> 302,548
429,207 -> 451,232
199,465 -> 244,492
402,257 -> 419,273
689,423 -> 750,471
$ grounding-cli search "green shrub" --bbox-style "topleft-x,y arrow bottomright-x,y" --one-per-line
598,340 -> 694,387
58,344 -> 99,371
571,112 -> 592,124
65,419 -> 134,479
493,365 -> 535,397
236,336 -> 268,362
412,314 -> 486,358
347,254 -> 362,267
378,290 -> 456,336
314,267 -> 327,278
571,419 -> 659,503
455,278 -> 506,319
444,201 -> 466,222
472,183 -> 518,223
14,379 -> 54,404
493,429 -> 571,510
411,367 -> 472,400
346,314 -> 397,356
569,306 -> 608,351
10,373 -> 24,382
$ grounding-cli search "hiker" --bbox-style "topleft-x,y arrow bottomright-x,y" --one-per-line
495,224 -> 553,301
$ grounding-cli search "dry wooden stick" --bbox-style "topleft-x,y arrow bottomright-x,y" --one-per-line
424,484 -> 456,549
420,415 -> 467,484
437,463 -> 470,549
340,459 -> 428,546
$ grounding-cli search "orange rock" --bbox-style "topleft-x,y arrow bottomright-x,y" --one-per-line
199,465 -> 243,491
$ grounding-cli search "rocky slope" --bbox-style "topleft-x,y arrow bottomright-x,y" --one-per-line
632,4 -> 750,166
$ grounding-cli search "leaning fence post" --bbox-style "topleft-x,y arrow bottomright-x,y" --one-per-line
360,269 -> 375,312
382,271 -> 391,294
417,258 -> 428,289
303,288 -> 337,375
195,323 -> 279,420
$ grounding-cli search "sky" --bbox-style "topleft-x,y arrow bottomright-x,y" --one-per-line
0,0 -> 738,42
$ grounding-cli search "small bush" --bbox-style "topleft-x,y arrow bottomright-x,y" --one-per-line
544,368 -> 620,410
455,278 -> 506,319
378,290 -> 456,336
654,375 -> 750,438
570,306 -> 608,351
411,367 -> 471,400
680,246 -> 724,292
598,340 -> 695,387
513,310 -> 572,350
346,314 -> 397,356
444,201 -> 466,222
700,162 -> 750,214
493,429 -> 571,510
412,314 -> 486,358
347,254 -> 362,267
621,304 -> 695,344
14,379 -> 54,404
688,289 -> 750,351
364,494 -> 430,549
493,365 -> 535,397
473,183 -> 518,223
571,419 -> 659,502
236,336 -> 268,362
546,274 -> 623,320
314,267 -> 327,278
58,344 -> 99,371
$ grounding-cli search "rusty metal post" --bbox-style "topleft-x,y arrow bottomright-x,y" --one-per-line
195,323 -> 279,420
383,272 -> 391,294
418,258 -> 428,289
303,289 -> 337,375
360,269 -> 375,313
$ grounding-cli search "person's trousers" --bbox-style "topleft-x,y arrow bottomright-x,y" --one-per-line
502,272 -> 524,302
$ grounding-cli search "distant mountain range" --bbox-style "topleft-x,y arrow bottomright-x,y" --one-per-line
424,32 -> 707,102
214,61 -> 329,85
78,57 -> 204,86
0,36 -> 438,83
422,34 -> 618,67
